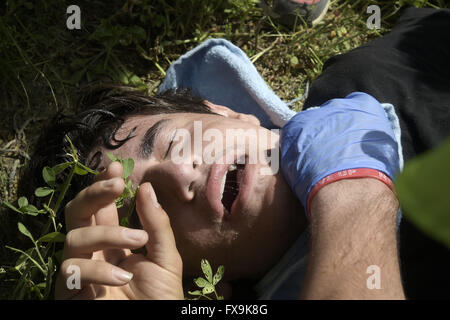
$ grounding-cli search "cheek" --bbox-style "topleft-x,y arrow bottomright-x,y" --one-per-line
245,172 -> 272,213
169,213 -> 238,253
130,159 -> 159,187
171,215 -> 218,246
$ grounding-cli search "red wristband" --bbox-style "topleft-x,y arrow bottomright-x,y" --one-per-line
306,168 -> 396,219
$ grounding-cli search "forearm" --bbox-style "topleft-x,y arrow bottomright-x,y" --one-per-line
300,178 -> 405,300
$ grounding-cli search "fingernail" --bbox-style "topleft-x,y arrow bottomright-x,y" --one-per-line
112,268 -> 133,283
147,184 -> 161,208
122,228 -> 147,242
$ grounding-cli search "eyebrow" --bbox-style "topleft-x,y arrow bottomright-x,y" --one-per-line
138,119 -> 172,159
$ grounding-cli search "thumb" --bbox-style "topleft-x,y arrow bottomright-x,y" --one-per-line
135,183 -> 182,275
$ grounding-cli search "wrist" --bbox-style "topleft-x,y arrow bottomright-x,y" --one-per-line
307,169 -> 396,218
310,178 -> 399,219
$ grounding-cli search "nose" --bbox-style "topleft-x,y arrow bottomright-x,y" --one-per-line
150,154 -> 203,203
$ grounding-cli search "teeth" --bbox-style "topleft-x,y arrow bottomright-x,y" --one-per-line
221,164 -> 237,201
220,170 -> 227,200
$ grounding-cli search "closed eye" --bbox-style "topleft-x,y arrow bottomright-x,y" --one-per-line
164,129 -> 177,160
139,119 -> 173,159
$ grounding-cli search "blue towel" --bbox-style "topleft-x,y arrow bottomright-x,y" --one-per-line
158,38 -> 296,129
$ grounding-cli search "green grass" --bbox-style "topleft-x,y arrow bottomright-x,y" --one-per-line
0,0 -> 449,299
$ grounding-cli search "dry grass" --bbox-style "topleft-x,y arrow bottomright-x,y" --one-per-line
1,0 -> 448,299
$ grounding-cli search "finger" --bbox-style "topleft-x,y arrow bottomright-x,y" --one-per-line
95,161 -> 123,226
63,226 -> 148,260
56,258 -> 134,299
136,183 -> 182,274
93,161 -> 123,183
93,161 -> 124,226
94,202 -> 128,264
89,161 -> 128,262
65,177 -> 124,231
92,161 -> 130,262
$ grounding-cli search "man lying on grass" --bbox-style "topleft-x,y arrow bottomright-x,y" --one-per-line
18,86 -> 403,300
19,7 -> 449,300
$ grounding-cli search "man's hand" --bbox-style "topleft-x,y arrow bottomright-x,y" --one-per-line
55,162 -> 183,300
300,178 -> 405,300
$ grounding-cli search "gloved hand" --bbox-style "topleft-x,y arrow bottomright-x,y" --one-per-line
280,92 -> 400,217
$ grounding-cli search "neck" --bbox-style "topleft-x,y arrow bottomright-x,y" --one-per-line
238,173 -> 307,281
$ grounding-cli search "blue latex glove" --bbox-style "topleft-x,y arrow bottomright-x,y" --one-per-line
280,92 -> 400,215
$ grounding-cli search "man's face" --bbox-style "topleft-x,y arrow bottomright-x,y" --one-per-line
89,106 -> 305,279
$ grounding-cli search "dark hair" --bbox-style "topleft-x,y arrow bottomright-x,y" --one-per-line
18,84 -> 215,226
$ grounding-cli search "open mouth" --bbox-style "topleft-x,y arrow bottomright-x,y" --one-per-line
220,162 -> 245,214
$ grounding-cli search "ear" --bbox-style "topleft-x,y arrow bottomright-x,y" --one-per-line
204,100 -> 261,126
